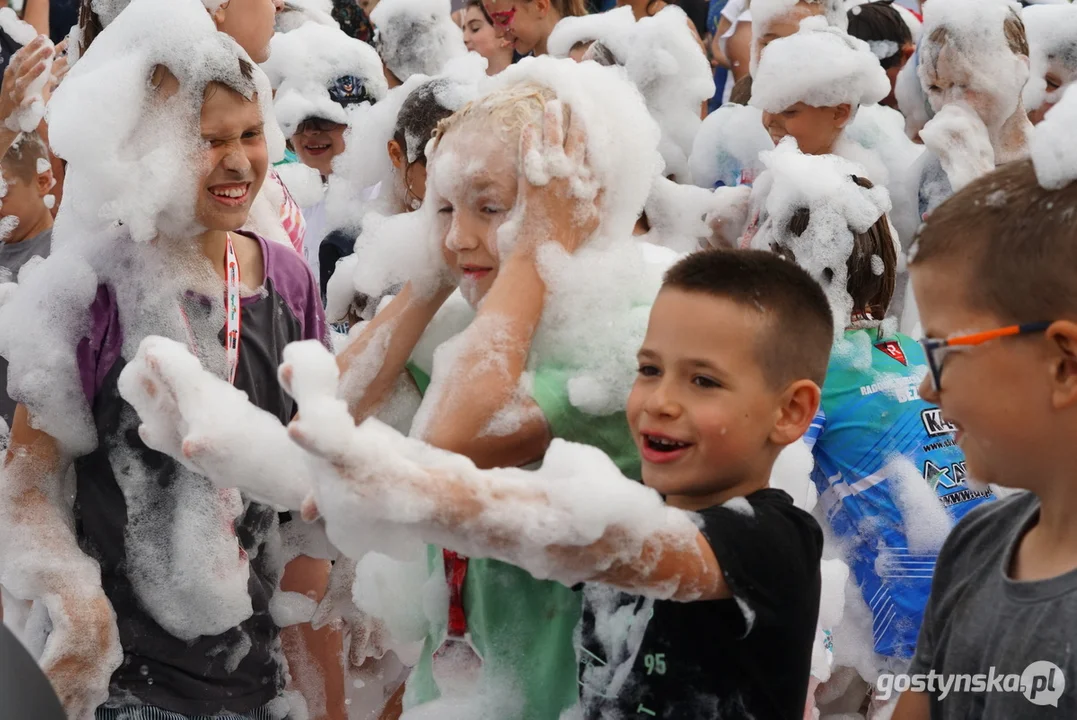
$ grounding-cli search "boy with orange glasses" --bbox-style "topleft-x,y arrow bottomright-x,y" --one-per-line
893,158 -> 1077,719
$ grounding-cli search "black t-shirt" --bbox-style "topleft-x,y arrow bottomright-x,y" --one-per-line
579,488 -> 823,720
0,28 -> 22,80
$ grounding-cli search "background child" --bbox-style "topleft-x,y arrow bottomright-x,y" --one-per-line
0,4 -> 338,717
0,131 -> 54,429
914,0 -> 1034,219
895,158 -> 1077,718
281,247 -> 832,720
264,20 -> 388,281
461,0 -> 514,75
846,0 -> 916,110
1022,2 -> 1077,125
481,0 -> 587,57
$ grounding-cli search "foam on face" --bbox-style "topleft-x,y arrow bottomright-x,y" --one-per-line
1031,83 -> 1077,189
1021,4 -> 1077,113
750,24 -> 891,115
918,0 -> 1029,129
263,22 -> 388,137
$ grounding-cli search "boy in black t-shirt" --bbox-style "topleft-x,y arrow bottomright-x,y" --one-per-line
283,248 -> 833,719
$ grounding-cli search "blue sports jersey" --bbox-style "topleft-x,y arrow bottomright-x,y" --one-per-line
805,329 -> 995,660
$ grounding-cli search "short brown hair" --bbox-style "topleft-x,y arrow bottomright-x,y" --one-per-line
1,131 -> 50,185
911,159 -> 1077,324
663,248 -> 834,387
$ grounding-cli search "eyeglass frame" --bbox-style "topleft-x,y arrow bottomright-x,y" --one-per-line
919,321 -> 1052,391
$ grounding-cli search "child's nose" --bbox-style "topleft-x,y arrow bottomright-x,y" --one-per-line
223,146 -> 252,175
643,380 -> 681,418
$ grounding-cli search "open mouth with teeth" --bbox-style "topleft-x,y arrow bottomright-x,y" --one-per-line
208,183 -> 251,207
640,432 -> 694,464
303,143 -> 333,156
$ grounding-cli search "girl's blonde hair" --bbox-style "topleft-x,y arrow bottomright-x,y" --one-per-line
432,82 -> 557,159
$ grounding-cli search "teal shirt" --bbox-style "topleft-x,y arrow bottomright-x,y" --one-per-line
403,362 -> 640,718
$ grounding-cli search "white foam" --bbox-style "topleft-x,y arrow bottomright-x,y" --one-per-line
370,0 -> 468,82
1031,83 -> 1077,189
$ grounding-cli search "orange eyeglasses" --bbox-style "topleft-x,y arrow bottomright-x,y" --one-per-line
919,322 -> 1051,391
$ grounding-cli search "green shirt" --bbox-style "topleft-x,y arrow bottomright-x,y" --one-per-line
402,363 -> 640,718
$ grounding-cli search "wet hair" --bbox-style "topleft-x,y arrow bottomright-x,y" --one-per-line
729,74 -> 753,105
782,176 -> 897,320
662,248 -> 834,388
394,78 -> 459,167
542,0 -> 587,19
846,1 -> 912,70
911,159 -> 1077,324
583,40 -> 621,66
433,82 -> 556,162
925,7 -> 1029,62
1,131 -> 50,184
466,0 -> 495,25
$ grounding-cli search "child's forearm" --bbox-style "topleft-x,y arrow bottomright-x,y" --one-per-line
417,250 -> 549,463
335,281 -> 453,423
1,408 -> 107,605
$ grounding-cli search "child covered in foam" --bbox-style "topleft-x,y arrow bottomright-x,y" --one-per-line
0,0 -> 338,717
912,0 -> 1035,220
263,20 -> 388,282
1021,2 -> 1077,125
751,144 -> 995,716
278,246 -> 832,720
116,56 -> 670,719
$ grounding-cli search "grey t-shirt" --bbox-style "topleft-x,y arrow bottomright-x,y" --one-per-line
908,491 -> 1077,718
0,229 -> 52,429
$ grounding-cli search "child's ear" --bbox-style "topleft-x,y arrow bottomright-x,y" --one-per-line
1047,321 -> 1077,410
834,104 -> 852,129
535,0 -> 551,17
210,0 -> 231,26
387,139 -> 406,171
35,167 -> 54,197
770,379 -> 821,447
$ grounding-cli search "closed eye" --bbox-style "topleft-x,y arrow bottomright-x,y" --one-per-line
637,364 -> 660,377
692,375 -> 721,389
439,205 -> 453,215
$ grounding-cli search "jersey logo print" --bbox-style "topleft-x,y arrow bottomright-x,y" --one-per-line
874,340 -> 908,366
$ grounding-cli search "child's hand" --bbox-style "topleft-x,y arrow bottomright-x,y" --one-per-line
310,558 -> 390,667
119,336 -> 315,510
703,185 -> 753,249
45,39 -> 70,100
513,99 -> 601,256
41,592 -> 123,720
0,36 -> 53,129
920,103 -> 995,192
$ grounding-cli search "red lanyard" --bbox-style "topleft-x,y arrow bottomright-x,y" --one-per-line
179,233 -> 242,385
443,549 -> 469,638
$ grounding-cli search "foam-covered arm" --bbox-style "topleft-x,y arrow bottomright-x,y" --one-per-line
284,348 -> 727,601
0,406 -> 122,719
118,336 -> 313,511
326,281 -> 454,424
415,249 -> 552,469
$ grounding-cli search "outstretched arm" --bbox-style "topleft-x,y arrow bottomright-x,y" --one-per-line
285,347 -> 728,602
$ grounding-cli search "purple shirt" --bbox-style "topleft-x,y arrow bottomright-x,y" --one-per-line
72,233 -> 327,716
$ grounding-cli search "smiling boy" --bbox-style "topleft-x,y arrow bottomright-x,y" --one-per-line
284,247 -> 833,719
892,159 -> 1077,719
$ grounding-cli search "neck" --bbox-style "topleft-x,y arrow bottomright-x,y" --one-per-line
666,473 -> 770,512
629,0 -> 654,19
196,229 -> 231,280
1030,479 -> 1077,545
533,12 -> 560,56
992,106 -> 1032,164
7,211 -> 53,245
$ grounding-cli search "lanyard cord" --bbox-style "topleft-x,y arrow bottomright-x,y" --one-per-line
179,232 -> 242,386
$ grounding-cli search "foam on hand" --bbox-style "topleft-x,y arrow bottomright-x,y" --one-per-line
0,9 -> 52,133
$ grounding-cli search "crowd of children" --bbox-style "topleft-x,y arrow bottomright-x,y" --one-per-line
0,0 -> 1075,719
